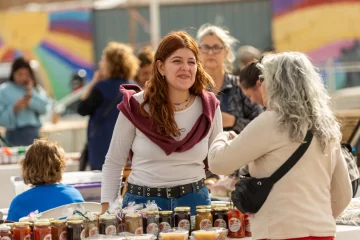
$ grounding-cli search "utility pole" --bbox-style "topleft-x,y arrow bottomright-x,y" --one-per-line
149,0 -> 160,49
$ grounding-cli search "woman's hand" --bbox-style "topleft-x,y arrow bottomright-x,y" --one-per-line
13,97 -> 31,112
100,202 -> 110,215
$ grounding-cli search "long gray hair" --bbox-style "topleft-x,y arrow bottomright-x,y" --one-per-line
261,52 -> 341,151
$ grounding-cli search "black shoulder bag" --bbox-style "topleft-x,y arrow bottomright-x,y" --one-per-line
79,92 -> 122,171
231,131 -> 313,214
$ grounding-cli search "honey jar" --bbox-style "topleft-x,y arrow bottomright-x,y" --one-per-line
125,213 -> 143,234
195,209 -> 212,231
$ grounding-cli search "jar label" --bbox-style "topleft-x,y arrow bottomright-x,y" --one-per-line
146,223 -> 158,235
43,234 -> 52,240
23,234 -> 31,240
81,229 -> 86,240
1,237 -> 11,240
178,219 -> 190,231
229,217 -> 241,232
59,231 -> 67,240
134,227 -> 143,235
159,222 -> 171,232
105,225 -> 117,236
89,227 -> 99,237
199,219 -> 212,230
214,219 -> 227,228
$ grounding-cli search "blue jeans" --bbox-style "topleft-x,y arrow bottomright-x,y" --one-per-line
123,186 -> 211,215
6,126 -> 39,146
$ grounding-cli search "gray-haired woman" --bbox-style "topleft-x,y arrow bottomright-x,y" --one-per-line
209,52 -> 352,240
197,24 -> 262,134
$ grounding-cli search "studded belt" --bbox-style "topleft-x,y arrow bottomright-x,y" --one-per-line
126,179 -> 206,198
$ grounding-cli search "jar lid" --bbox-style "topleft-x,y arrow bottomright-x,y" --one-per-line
67,220 -> 84,225
51,220 -> 66,225
34,221 -> 51,227
125,213 -> 141,218
174,207 -> 190,212
144,210 -> 159,215
13,222 -> 30,228
196,205 -> 211,209
213,207 -> 229,211
67,215 -> 84,221
196,209 -> 211,213
0,225 -> 11,231
99,215 -> 116,220
159,211 -> 173,215
19,217 -> 33,223
211,204 -> 227,208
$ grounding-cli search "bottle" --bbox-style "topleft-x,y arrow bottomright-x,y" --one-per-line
227,202 -> 245,238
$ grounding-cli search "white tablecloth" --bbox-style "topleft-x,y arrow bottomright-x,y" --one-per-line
231,225 -> 360,239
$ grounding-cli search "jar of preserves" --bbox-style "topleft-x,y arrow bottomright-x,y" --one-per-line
19,218 -> 34,240
99,215 -> 116,236
158,211 -> 173,233
33,221 -> 51,240
195,209 -> 212,231
212,207 -> 229,229
66,220 -> 83,240
83,217 -> 99,238
13,222 -> 31,240
51,220 -> 66,240
0,224 -> 12,240
125,213 -> 143,235
227,203 -> 245,238
174,207 -> 191,234
143,211 -> 159,236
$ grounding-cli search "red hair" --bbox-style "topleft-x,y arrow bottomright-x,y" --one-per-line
140,31 -> 214,137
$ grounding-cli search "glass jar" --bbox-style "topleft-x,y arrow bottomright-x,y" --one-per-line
34,221 -> 51,240
174,207 -> 191,234
19,218 -> 34,240
195,209 -> 213,231
125,213 -> 143,235
67,220 -> 83,240
213,207 -> 229,229
51,220 -> 67,240
0,224 -> 12,240
227,204 -> 245,238
13,222 -> 31,240
143,211 -> 159,236
99,215 -> 116,236
159,211 -> 173,233
83,217 -> 99,238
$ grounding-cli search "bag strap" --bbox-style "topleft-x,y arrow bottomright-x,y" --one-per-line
269,131 -> 313,183
347,119 -> 360,145
89,92 -> 122,138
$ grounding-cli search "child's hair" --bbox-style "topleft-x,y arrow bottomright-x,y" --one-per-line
21,140 -> 66,186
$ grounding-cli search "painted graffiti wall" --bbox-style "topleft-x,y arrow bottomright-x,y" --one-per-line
0,10 -> 94,99
272,0 -> 360,89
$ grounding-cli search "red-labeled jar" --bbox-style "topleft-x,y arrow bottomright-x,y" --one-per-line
33,221 -> 51,240
0,224 -> 12,240
13,222 -> 31,240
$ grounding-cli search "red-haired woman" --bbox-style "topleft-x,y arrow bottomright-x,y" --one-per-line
101,31 -> 222,217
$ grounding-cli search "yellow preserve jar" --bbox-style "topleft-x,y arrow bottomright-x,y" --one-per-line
195,209 -> 212,231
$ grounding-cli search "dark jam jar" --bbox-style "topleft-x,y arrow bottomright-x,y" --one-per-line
159,211 -> 173,233
51,220 -> 67,240
33,221 -> 51,240
213,207 -> 229,229
0,224 -> 12,240
143,211 -> 159,236
66,220 -> 83,240
174,207 -> 191,235
83,217 -> 99,238
99,215 -> 117,236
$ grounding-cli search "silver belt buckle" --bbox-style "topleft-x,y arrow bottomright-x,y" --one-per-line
166,188 -> 172,198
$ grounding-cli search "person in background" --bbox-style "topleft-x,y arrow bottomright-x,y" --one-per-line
70,71 -> 86,92
7,140 -> 84,221
0,57 -> 50,146
77,42 -> 139,170
209,52 -> 352,240
239,60 -> 265,106
135,46 -> 154,88
233,45 -> 261,75
101,31 -> 222,215
196,24 -> 262,134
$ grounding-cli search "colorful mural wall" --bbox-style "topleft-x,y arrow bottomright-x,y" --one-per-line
272,0 -> 360,89
0,10 -> 94,99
